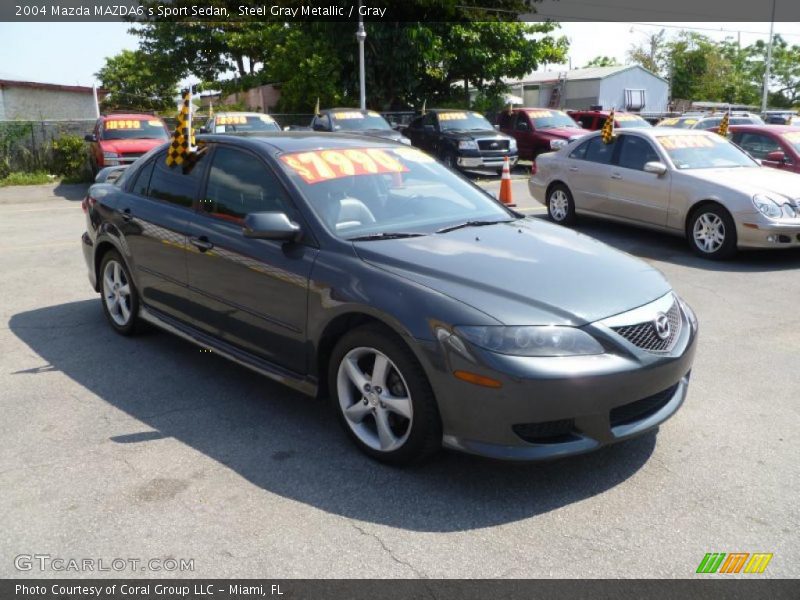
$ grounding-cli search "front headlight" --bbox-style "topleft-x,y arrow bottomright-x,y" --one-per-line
458,140 -> 478,150
508,138 -> 517,151
103,151 -> 119,158
753,194 -> 785,219
550,139 -> 568,150
454,325 -> 604,357
399,136 -> 412,145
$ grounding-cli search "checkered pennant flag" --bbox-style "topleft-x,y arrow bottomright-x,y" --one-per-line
717,109 -> 730,137
601,108 -> 616,144
166,88 -> 197,167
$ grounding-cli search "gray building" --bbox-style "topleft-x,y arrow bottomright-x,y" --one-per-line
0,79 -> 99,121
503,65 -> 670,114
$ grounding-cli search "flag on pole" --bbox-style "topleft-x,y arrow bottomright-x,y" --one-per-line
421,99 -> 426,115
314,97 -> 320,117
717,106 -> 731,137
166,87 -> 197,167
601,108 -> 616,144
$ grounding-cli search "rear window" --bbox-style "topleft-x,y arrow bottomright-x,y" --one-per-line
102,118 -> 168,140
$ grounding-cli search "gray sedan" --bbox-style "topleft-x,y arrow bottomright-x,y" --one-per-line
530,128 -> 800,259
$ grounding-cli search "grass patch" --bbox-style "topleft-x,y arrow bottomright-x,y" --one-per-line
0,171 -> 55,187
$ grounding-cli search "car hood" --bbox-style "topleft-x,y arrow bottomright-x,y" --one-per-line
349,129 -> 407,143
684,166 -> 800,200
99,138 -> 166,154
353,219 -> 671,326
442,129 -> 511,141
538,127 -> 586,140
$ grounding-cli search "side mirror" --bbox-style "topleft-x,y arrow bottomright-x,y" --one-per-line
643,161 -> 668,176
493,124 -> 500,130
764,150 -> 787,164
243,212 -> 302,242
312,123 -> 327,132
516,122 -> 529,131
84,134 -> 97,142
199,126 -> 208,134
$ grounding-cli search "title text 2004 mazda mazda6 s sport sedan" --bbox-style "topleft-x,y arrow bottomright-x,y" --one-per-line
81,133 -> 697,464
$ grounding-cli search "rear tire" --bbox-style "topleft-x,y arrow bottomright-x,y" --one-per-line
328,324 -> 441,465
687,205 -> 737,260
547,183 -> 577,225
99,250 -> 141,335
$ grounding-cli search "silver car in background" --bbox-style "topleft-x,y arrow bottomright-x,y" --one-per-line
529,128 -> 800,259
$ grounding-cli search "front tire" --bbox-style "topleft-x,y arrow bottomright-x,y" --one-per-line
441,151 -> 458,170
329,325 -> 441,465
99,250 -> 141,335
688,205 -> 737,259
547,183 -> 576,225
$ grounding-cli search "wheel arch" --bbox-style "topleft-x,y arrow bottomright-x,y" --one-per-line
684,199 -> 732,235
545,179 -> 569,201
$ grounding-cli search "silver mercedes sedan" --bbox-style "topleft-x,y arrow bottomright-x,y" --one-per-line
529,128 -> 800,259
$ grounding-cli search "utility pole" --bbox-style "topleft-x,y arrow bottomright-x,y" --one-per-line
761,0 -> 777,113
356,1 -> 367,110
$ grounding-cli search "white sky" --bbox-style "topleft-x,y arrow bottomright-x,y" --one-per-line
1,21 -> 799,87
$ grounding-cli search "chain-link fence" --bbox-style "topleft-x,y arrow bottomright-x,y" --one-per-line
0,119 -> 95,175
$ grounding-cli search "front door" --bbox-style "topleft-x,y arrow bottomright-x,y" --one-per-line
185,145 -> 317,374
563,136 -> 614,213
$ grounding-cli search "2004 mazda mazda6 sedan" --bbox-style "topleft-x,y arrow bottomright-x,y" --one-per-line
81,132 -> 698,464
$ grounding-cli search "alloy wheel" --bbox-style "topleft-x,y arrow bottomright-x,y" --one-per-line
549,189 -> 569,221
693,212 -> 726,253
102,260 -> 132,327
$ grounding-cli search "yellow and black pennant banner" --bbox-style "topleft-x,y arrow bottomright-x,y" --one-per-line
601,108 -> 615,144
166,88 -> 197,167
717,111 -> 730,137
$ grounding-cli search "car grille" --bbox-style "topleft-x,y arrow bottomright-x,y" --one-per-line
609,382 -> 680,427
512,419 -> 578,444
477,139 -> 509,151
611,299 -> 682,353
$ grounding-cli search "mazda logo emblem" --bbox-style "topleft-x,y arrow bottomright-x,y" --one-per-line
654,313 -> 671,340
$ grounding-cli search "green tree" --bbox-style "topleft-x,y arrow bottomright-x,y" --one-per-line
96,49 -> 179,112
583,55 -> 620,68
744,35 -> 800,107
626,29 -> 667,75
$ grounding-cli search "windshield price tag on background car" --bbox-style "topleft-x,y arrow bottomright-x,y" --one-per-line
527,110 -> 553,119
217,116 -> 247,125
658,135 -> 720,149
333,112 -> 364,120
280,148 -> 409,184
438,112 -> 468,121
105,120 -> 141,130
615,114 -> 642,122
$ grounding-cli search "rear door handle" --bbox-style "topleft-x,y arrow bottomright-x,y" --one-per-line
190,236 -> 214,252
610,173 -> 623,180
568,166 -> 578,172
121,208 -> 133,222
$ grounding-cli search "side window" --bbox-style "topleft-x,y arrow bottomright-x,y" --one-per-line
515,113 -> 530,131
408,117 -> 423,130
146,151 -> 207,208
423,113 -> 436,129
582,137 -> 615,164
616,135 -> 660,171
569,139 -> 590,160
497,112 -> 513,130
201,146 -> 294,224
131,159 -> 155,196
738,133 -> 781,159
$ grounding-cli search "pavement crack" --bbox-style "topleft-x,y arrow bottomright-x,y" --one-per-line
350,523 -> 427,578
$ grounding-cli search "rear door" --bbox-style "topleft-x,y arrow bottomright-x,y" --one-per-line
562,136 -> 614,213
604,134 -> 670,226
117,150 -> 209,322
185,144 -> 317,373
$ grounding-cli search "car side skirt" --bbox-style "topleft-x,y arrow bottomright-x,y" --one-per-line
139,305 -> 318,397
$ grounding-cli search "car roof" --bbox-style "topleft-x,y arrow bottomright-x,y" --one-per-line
196,131 -> 400,154
212,111 -> 274,117
568,109 -> 641,117
514,107 -> 567,112
101,113 -> 162,120
728,124 -> 800,133
321,107 -> 381,114
424,108 -> 482,114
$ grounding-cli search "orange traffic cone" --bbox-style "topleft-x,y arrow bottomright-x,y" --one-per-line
498,157 -> 513,205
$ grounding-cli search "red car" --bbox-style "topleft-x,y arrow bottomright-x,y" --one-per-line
566,109 -> 651,131
85,114 -> 170,174
729,125 -> 800,174
496,108 -> 586,160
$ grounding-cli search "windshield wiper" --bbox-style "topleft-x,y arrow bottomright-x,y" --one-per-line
435,220 -> 510,234
347,232 -> 426,241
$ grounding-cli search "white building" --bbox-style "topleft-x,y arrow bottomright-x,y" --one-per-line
0,79 -> 99,121
503,65 -> 670,114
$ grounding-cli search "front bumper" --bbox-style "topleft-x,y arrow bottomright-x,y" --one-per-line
418,293 -> 698,460
734,210 -> 800,249
81,231 -> 97,290
457,153 -> 519,169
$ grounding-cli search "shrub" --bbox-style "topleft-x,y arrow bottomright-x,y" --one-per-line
50,134 -> 89,180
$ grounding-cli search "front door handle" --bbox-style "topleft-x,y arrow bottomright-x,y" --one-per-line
120,208 -> 133,222
190,236 -> 214,252
610,173 -> 623,180
568,166 -> 578,172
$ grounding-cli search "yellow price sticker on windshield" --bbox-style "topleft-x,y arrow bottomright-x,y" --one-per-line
615,113 -> 642,122
147,119 -> 162,126
332,112 -> 364,120
684,118 -> 697,125
438,112 -> 468,121
217,115 -> 247,125
527,110 -> 553,119
106,120 -> 141,130
659,118 -> 679,126
658,134 -> 718,149
280,148 -> 409,185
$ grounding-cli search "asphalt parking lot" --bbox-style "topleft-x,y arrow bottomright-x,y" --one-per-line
0,180 -> 797,578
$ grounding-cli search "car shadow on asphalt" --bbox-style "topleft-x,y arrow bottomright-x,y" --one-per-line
529,214 -> 800,272
10,299 -> 657,533
53,182 -> 90,201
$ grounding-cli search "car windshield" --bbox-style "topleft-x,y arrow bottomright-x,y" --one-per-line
214,115 -> 280,132
656,133 -> 758,169
277,146 -> 513,238
615,114 -> 651,128
526,110 -> 580,129
330,111 -> 392,131
102,119 -> 168,140
438,111 -> 493,131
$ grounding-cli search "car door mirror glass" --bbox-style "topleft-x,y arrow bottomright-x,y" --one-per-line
243,212 -> 302,242
643,161 -> 668,175
84,134 -> 96,142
